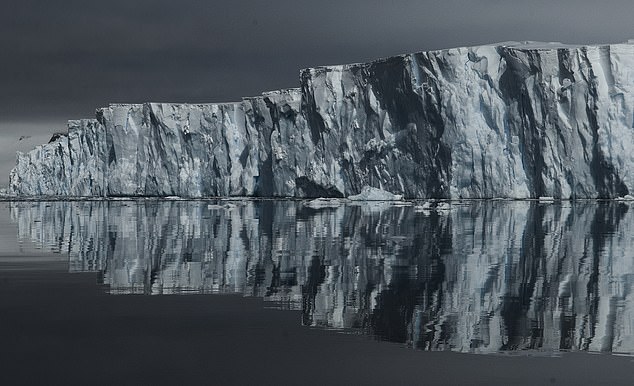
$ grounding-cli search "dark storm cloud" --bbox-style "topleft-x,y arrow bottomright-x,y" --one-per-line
1,0 -> 634,122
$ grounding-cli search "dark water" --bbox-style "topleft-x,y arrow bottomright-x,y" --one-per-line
5,198 -> 634,356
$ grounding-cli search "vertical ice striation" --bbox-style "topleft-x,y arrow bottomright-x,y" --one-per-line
9,93 -> 307,197
297,42 -> 634,198
9,119 -> 106,196
98,102 -> 261,196
8,41 -> 634,198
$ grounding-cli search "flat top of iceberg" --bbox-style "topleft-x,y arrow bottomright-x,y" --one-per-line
301,39 -> 634,72
491,41 -> 578,49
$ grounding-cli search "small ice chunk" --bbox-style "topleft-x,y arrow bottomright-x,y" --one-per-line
413,201 -> 433,212
538,196 -> 555,202
615,195 -> 634,201
414,200 -> 450,213
414,206 -> 431,214
207,203 -> 237,210
348,186 -> 403,201
436,202 -> 451,211
306,198 -> 343,209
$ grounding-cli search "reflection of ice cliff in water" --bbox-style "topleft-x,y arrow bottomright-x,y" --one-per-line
9,200 -> 634,354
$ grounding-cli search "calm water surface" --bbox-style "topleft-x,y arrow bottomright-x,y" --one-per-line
5,199 -> 634,357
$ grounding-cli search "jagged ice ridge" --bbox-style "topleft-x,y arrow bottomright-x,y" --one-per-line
9,41 -> 634,198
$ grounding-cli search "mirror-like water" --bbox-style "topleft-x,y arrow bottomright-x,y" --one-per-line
8,199 -> 634,355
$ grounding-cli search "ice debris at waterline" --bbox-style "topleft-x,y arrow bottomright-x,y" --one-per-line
348,186 -> 403,201
9,41 -> 634,199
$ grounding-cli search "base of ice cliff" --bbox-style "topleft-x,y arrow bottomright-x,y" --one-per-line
9,41 -> 634,199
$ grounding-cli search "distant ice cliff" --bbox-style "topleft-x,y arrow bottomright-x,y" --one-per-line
9,41 -> 634,198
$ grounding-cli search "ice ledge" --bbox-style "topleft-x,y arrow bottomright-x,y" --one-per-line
300,40 -> 634,72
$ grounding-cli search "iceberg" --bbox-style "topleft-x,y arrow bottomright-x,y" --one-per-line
9,41 -> 634,199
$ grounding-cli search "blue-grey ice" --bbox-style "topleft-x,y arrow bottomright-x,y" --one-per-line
9,41 -> 634,199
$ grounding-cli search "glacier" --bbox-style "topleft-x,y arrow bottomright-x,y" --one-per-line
8,41 -> 634,198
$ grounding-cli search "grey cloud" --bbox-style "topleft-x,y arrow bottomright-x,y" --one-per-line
1,0 -> 634,122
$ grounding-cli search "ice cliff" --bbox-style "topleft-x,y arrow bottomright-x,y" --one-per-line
9,41 -> 634,198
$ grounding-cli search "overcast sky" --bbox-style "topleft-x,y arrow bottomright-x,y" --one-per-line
2,0 -> 634,184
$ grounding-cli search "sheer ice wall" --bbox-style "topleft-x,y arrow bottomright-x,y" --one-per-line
8,42 -> 634,198
9,90 -> 309,197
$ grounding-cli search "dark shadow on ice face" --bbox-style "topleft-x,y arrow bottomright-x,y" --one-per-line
7,199 -> 634,355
